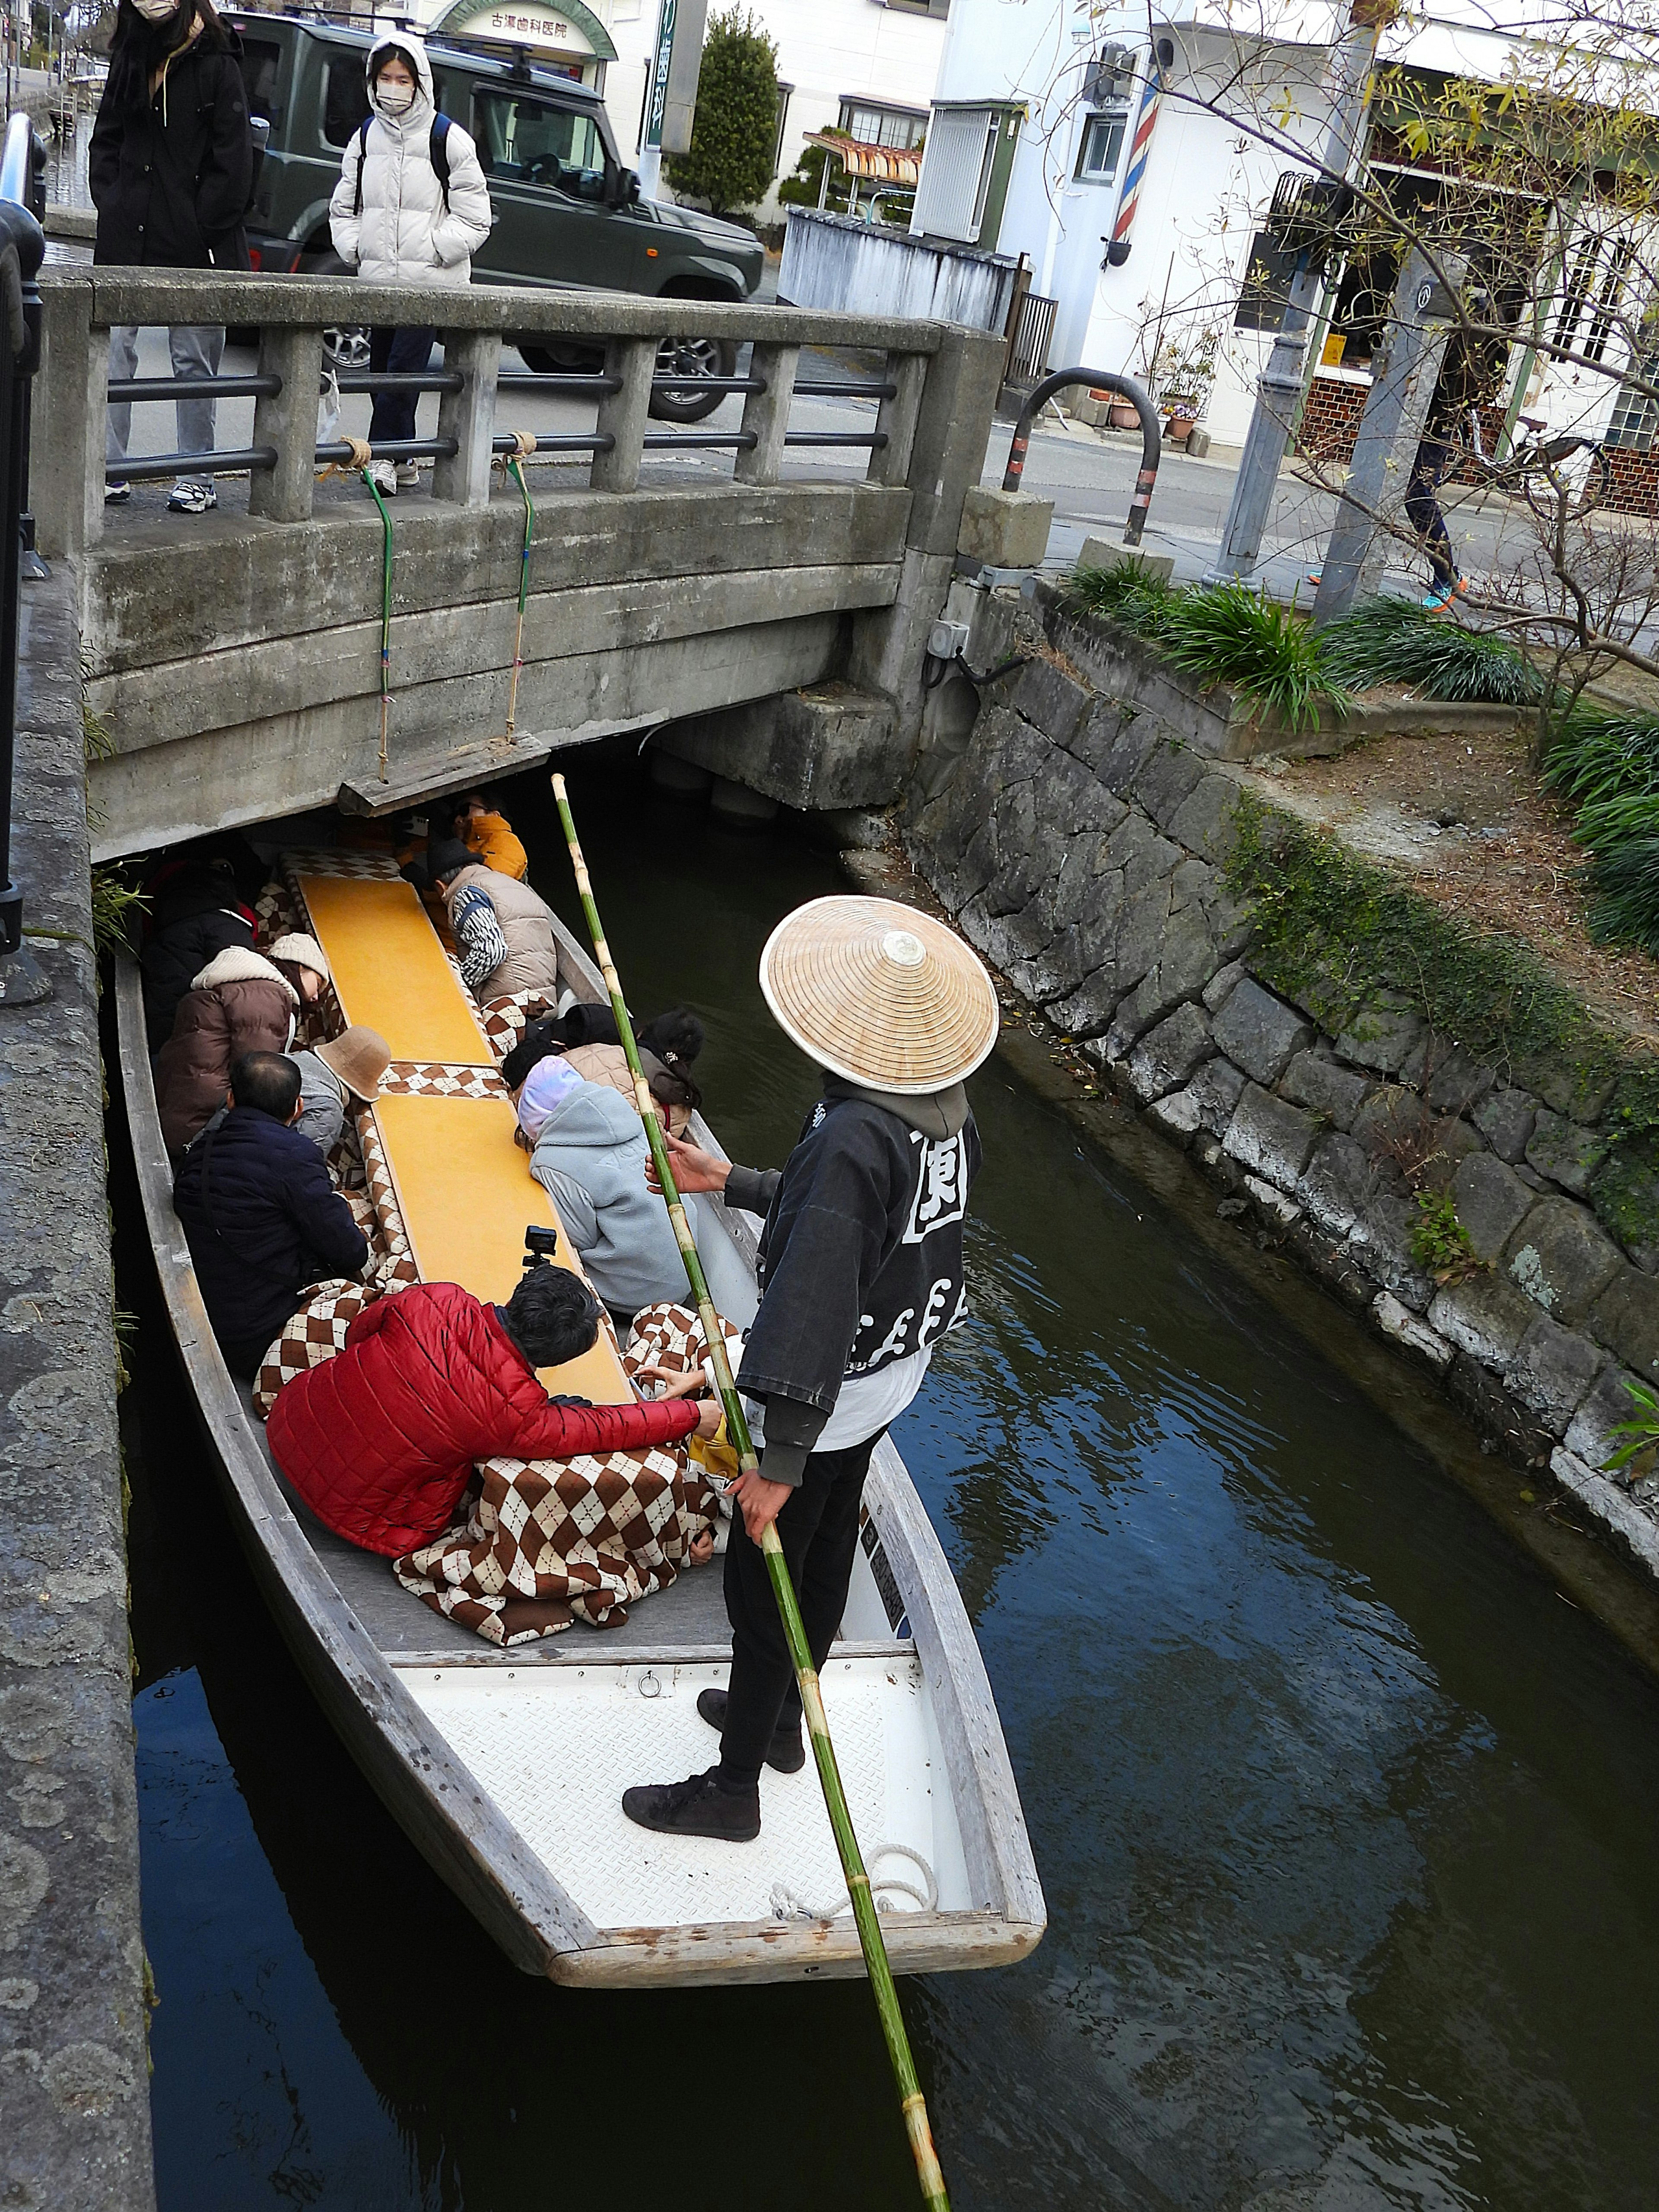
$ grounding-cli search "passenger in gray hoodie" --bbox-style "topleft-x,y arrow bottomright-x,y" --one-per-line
527,1081 -> 689,1323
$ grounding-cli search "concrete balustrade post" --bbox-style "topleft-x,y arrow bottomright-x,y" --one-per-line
590,334 -> 655,492
32,277 -> 102,558
733,342 -> 798,486
866,350 -> 928,488
847,326 -> 1007,747
432,326 -> 500,508
248,322 -> 321,523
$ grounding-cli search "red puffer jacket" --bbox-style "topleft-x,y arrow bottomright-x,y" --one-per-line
266,1281 -> 698,1556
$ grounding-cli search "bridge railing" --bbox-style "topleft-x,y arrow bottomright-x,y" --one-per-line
31,270 -> 952,557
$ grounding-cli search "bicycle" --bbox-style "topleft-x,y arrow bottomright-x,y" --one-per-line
1465,405 -> 1613,521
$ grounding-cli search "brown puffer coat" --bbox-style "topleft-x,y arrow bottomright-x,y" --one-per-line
442,862 -> 561,998
563,1043 -> 691,1135
155,944 -> 299,1155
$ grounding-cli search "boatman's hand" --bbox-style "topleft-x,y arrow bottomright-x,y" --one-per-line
728,1468 -> 793,1543
646,1132 -> 729,1196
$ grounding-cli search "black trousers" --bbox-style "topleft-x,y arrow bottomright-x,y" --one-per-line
1404,435 -> 1457,589
717,1433 -> 883,1787
368,324 -> 437,448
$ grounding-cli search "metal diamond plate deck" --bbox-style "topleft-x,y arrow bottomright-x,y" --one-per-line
399,1655 -> 973,1929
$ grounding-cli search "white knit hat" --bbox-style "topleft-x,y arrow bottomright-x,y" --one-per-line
266,931 -> 331,982
758,896 -> 998,1094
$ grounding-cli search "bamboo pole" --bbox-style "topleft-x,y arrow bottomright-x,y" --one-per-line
550,773 -> 950,2212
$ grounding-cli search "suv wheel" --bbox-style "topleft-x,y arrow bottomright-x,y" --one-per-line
308,251 -> 372,373
648,334 -> 737,425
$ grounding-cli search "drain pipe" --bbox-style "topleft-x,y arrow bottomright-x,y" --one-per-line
1002,369 -> 1161,547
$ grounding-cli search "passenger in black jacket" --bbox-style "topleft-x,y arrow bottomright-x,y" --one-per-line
91,0 -> 253,516
140,856 -> 254,1049
173,1052 -> 369,1380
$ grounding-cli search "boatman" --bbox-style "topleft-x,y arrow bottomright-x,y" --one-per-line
622,896 -> 999,1843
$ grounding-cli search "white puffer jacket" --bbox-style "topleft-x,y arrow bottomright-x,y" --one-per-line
328,35 -> 493,288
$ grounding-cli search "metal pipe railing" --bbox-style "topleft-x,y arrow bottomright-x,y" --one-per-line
0,112 -> 44,982
108,374 -> 283,402
1003,368 -> 1162,547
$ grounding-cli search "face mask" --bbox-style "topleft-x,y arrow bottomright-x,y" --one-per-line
376,83 -> 415,114
132,0 -> 181,21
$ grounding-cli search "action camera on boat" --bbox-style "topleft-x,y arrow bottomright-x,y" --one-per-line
523,1224 -> 561,1268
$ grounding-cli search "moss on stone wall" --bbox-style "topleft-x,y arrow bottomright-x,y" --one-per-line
1224,791 -> 1659,1252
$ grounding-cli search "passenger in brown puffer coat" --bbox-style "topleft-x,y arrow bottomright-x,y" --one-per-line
155,934 -> 330,1155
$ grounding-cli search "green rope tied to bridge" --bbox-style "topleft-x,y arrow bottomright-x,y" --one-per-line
550,772 -> 952,2212
360,461 -> 395,785
500,431 -> 537,742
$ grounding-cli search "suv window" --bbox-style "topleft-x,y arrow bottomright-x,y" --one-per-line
474,89 -> 605,197
238,35 -> 283,121
323,54 -> 372,149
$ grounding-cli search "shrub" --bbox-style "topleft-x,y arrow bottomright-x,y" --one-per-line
665,8 -> 780,215
1318,596 -> 1542,704
1542,710 -> 1659,954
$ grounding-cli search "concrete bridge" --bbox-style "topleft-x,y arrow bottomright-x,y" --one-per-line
33,268 -> 1011,858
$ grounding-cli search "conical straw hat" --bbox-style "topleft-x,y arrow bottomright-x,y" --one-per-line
758,897 -> 999,1094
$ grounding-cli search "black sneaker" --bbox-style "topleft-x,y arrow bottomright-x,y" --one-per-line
622,1767 -> 760,1841
696,1685 -> 806,1773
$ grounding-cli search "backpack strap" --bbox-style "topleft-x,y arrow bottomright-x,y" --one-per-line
430,113 -> 451,214
350,113 -> 372,217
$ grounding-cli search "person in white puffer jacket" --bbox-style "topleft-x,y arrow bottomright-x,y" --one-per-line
328,35 -> 492,496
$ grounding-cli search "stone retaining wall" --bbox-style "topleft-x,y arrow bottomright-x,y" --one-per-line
907,594 -> 1659,1583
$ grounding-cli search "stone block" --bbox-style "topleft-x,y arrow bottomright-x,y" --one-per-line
1096,709 -> 1165,795
1211,976 -> 1313,1086
1427,1273 -> 1537,1370
1011,657 -> 1091,749
1352,1085 -> 1481,1193
1077,537 -> 1175,586
1449,1153 -> 1534,1262
1298,1132 -> 1373,1239
1333,1005 -> 1425,1076
1424,1044 -> 1498,1117
1126,1001 -> 1213,1103
1244,1173 -> 1303,1228
1588,1265 -> 1659,1383
661,683 -> 899,810
1280,1049 -> 1373,1132
1345,1192 -> 1437,1312
958,485 -> 1055,569
1147,1088 -> 1202,1145
1223,1082 -> 1321,1188
1168,772 -> 1241,863
1505,1313 -> 1604,1436
1563,1361 -> 1647,1474
1128,742 -> 1208,835
1506,1198 -> 1624,1326
1182,1055 -> 1247,1138
1372,1290 -> 1454,1372
1549,1448 -> 1659,1578
1471,1085 -> 1538,1163
1109,909 -> 1223,1046
1525,1107 -> 1608,1198
1202,960 -> 1246,1014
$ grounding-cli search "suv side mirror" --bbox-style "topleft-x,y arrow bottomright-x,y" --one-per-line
607,166 -> 640,209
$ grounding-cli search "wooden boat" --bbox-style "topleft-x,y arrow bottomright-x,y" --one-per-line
115,851 -> 1044,1986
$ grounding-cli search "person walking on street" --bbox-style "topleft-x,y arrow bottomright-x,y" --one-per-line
328,35 -> 492,499
621,897 -> 1000,1843
91,0 -> 254,515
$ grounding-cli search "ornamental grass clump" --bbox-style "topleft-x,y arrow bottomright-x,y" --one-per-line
1318,596 -> 1542,704
1542,709 -> 1659,953
1065,565 -> 1341,731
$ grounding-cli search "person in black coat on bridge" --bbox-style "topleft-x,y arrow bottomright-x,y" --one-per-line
91,0 -> 253,516
173,1052 -> 369,1381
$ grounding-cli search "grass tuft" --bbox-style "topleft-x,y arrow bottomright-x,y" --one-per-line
1542,711 -> 1659,955
1318,597 -> 1542,704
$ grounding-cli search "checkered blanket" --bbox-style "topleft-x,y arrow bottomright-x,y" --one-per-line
390,1303 -> 740,1645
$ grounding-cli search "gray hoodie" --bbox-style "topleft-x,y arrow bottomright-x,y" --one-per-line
528,1081 -> 688,1318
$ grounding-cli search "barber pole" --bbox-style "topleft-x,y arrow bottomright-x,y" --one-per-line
1106,54 -> 1164,265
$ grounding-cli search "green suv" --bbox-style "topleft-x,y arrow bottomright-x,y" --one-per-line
225,13 -> 765,420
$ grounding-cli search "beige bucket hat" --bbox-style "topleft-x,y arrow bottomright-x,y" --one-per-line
315,1024 -> 391,1101
758,896 -> 998,1094
266,931 -> 331,982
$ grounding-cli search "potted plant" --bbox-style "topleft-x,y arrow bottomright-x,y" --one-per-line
1151,324 -> 1220,443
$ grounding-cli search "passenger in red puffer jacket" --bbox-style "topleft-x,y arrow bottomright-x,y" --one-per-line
267,1264 -> 718,1556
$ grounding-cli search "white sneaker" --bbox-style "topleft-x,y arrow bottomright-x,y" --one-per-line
394,461 -> 421,489
105,480 -> 131,505
166,480 -> 216,514
365,459 -> 397,497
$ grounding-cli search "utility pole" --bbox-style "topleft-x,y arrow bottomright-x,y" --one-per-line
1203,0 -> 1395,585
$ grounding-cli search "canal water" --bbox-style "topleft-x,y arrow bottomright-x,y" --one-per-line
118,756 -> 1659,2210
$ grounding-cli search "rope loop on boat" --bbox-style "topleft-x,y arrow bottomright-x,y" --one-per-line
769,1842 -> 938,1923
496,432 -> 537,741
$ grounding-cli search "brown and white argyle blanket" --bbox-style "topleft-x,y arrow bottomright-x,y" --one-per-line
388,1303 -> 740,1646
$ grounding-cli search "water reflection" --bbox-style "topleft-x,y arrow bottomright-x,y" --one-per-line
121,756 -> 1659,2209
